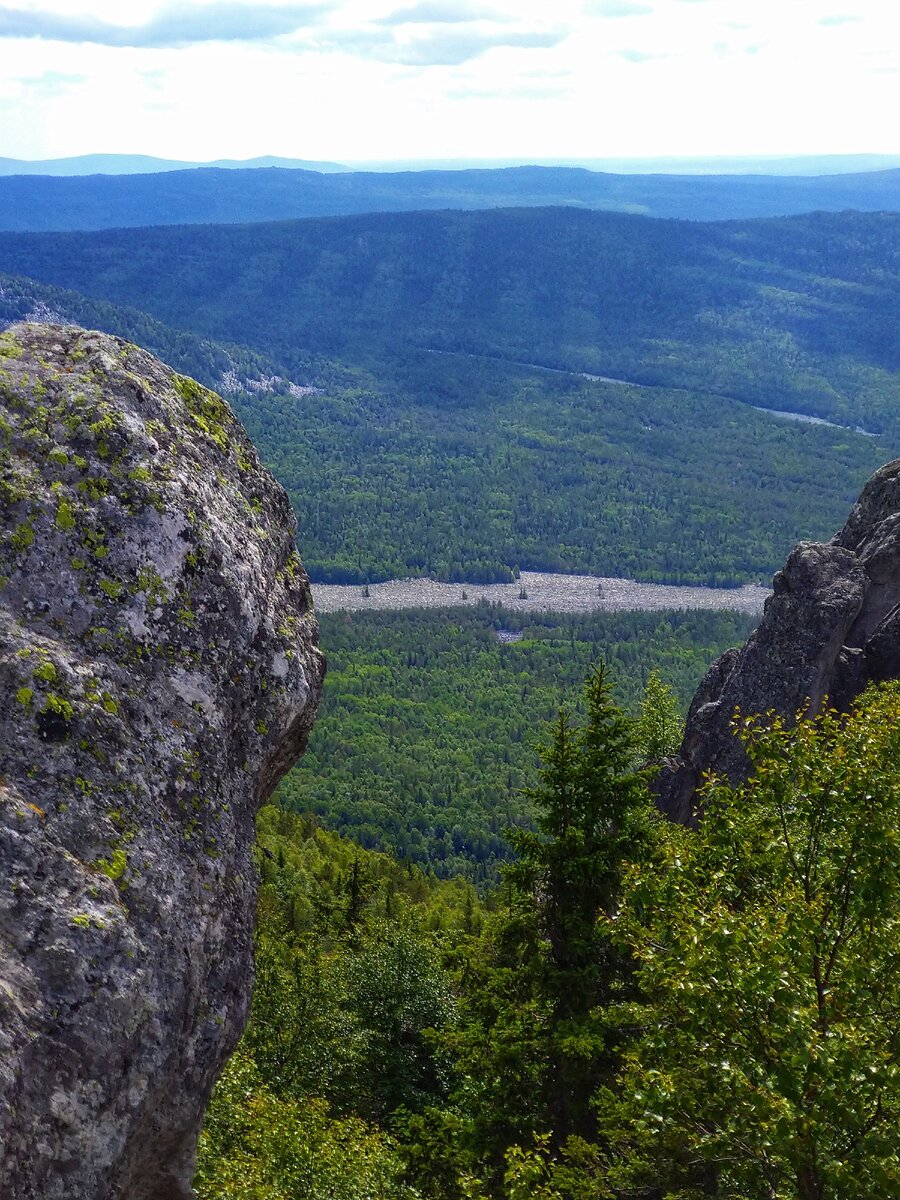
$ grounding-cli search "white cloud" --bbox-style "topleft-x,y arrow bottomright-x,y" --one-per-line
583,1 -> 653,17
376,2 -> 509,25
0,0 -> 897,163
616,46 -> 667,61
0,2 -> 331,47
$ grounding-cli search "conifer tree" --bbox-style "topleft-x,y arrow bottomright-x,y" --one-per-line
452,665 -> 657,1180
516,664 -> 654,1140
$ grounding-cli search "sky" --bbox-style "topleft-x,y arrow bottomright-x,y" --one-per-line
0,0 -> 898,164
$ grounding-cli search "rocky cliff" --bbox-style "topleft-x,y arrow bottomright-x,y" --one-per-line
658,458 -> 900,824
0,324 -> 325,1198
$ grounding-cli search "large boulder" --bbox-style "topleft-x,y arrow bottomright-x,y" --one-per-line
658,459 -> 900,824
0,324 -> 325,1198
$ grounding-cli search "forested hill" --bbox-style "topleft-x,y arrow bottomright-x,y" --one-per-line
1,207 -> 896,584
1,206 -> 898,431
0,162 -> 899,232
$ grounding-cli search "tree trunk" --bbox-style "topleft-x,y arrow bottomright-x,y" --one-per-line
796,1161 -> 824,1200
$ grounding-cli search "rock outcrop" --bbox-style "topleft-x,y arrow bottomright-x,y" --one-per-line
658,458 -> 900,824
0,324 -> 324,1199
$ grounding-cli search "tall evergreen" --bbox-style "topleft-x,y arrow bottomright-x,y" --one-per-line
452,665 -> 658,1181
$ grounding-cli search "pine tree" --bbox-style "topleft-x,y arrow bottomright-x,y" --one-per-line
452,665 -> 658,1181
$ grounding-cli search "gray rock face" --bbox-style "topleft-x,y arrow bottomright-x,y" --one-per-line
0,324 -> 325,1198
658,458 -> 900,824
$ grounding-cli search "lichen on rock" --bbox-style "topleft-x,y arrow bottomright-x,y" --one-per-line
657,458 -> 900,824
0,323 -> 325,1199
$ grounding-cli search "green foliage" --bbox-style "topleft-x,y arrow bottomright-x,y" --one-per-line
511,665 -> 655,1127
605,682 -> 900,1199
250,806 -> 474,1115
4,208 -> 900,420
205,672 -> 900,1200
195,1051 -> 415,1200
442,666 -> 658,1189
278,607 -> 755,881
235,354 -> 884,586
634,669 -> 683,767
199,806 -> 482,1197
343,920 -> 458,1121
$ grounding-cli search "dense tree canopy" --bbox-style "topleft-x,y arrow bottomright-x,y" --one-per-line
605,682 -> 900,1199
198,671 -> 900,1200
278,607 -> 754,881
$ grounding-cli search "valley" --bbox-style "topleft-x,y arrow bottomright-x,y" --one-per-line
2,171 -> 900,1200
5,0 -> 900,1191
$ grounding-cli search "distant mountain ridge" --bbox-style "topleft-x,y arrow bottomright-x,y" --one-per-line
355,154 -> 900,176
0,153 -> 347,177
1,163 -> 899,232
5,152 -> 900,177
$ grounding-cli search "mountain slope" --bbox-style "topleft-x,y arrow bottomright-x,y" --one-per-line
1,206 -> 897,430
0,208 -> 895,584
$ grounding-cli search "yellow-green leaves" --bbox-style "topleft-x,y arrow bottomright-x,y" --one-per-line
607,682 -> 900,1199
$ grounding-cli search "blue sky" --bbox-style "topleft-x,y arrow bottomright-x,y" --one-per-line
1,0 -> 897,163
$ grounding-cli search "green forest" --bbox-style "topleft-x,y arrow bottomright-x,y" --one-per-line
194,582 -> 900,1200
2,205 -> 898,584
3,208 -> 900,429
197,667 -> 900,1200
3,189 -> 900,1198
278,607 -> 757,881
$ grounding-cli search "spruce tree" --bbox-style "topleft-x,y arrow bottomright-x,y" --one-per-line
453,665 -> 658,1181
516,664 -> 654,1142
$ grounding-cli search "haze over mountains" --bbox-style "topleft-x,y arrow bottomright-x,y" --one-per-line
0,153 -> 347,176
5,152 -> 900,177
2,162 -> 900,232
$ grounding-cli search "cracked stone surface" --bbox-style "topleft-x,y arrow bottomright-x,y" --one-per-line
657,458 -> 900,824
0,323 -> 325,1199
